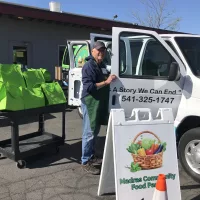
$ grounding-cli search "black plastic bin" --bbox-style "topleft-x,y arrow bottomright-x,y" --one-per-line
0,103 -> 66,168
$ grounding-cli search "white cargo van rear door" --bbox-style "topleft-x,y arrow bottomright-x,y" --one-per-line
110,28 -> 186,118
68,40 -> 90,106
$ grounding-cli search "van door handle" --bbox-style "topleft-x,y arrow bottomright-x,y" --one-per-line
112,95 -> 116,105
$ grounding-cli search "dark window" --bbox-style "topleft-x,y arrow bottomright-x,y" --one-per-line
104,43 -> 112,66
119,32 -> 175,79
130,41 -> 143,75
119,40 -> 127,74
59,45 -> 67,66
175,37 -> 200,76
63,46 -> 70,66
13,46 -> 27,66
141,40 -> 174,76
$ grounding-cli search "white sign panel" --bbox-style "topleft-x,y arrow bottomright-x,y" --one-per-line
98,108 -> 181,200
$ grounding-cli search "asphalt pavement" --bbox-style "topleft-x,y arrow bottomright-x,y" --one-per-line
0,108 -> 199,200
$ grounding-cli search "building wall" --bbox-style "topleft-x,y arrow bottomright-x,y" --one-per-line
0,16 -> 111,76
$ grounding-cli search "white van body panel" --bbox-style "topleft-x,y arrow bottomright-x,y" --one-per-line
161,35 -> 200,128
67,29 -> 200,130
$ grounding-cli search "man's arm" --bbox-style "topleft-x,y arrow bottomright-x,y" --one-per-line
96,81 -> 107,90
82,64 -> 116,92
82,66 -> 97,93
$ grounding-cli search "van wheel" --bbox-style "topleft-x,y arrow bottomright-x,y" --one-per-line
77,106 -> 83,119
178,128 -> 200,183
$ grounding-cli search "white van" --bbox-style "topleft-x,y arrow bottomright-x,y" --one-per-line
65,27 -> 200,183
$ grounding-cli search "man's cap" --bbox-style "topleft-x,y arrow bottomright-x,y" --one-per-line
93,41 -> 106,50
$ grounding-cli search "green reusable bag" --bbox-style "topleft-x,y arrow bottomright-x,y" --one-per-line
41,82 -> 66,105
40,68 -> 51,82
22,87 -> 45,109
0,82 -> 24,111
0,64 -> 26,87
23,69 -> 45,88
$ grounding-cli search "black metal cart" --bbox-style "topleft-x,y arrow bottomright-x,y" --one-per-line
0,103 -> 66,169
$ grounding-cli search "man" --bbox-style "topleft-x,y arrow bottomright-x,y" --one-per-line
81,41 -> 116,175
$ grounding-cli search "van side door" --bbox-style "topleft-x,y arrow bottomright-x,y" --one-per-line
110,28 -> 186,118
67,40 -> 90,106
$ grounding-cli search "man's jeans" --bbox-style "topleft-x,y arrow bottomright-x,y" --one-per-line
81,98 -> 100,165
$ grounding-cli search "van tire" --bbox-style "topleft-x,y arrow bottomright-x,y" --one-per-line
77,106 -> 83,119
178,128 -> 200,183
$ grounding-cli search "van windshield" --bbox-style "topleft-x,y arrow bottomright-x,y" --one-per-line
175,37 -> 200,76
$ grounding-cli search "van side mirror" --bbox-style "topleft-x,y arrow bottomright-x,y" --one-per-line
168,62 -> 180,81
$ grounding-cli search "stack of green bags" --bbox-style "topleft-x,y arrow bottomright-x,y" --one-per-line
0,64 -> 66,111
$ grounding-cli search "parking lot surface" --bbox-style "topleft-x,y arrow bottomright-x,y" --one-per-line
0,108 -> 200,200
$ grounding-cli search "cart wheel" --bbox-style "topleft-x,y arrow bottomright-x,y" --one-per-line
56,146 -> 60,153
0,153 -> 6,159
16,160 -> 26,169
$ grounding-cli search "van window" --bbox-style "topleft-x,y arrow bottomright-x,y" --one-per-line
119,40 -> 127,74
119,32 -> 175,79
72,44 -> 89,68
102,41 -> 126,72
130,41 -> 143,75
58,45 -> 66,66
119,40 -> 143,76
140,40 -> 173,76
62,46 -> 70,69
104,43 -> 112,66
175,37 -> 200,76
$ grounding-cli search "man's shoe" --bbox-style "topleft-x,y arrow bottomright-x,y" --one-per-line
90,155 -> 102,165
82,162 -> 100,175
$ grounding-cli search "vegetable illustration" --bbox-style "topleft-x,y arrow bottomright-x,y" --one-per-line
162,142 -> 167,151
125,162 -> 142,172
141,138 -> 155,150
130,162 -> 141,172
145,148 -> 154,155
127,143 -> 140,154
126,131 -> 167,172
138,148 -> 146,156
137,140 -> 142,146
154,144 -> 163,154
127,139 -> 166,156
152,143 -> 159,153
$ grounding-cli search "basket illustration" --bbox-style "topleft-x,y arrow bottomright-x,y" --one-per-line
127,131 -> 166,170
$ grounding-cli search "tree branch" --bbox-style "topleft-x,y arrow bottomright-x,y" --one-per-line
131,0 -> 181,30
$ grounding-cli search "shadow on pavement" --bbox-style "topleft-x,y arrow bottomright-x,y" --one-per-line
191,194 -> 200,200
181,185 -> 200,190
25,136 -> 106,169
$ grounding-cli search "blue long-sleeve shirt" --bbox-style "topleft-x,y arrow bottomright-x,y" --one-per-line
81,56 -> 107,99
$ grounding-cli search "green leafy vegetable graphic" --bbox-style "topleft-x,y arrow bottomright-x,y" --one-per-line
162,142 -> 167,151
130,162 -> 141,172
127,143 -> 140,154
141,138 -> 155,150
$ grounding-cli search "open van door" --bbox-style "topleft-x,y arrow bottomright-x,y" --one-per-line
109,27 -> 186,119
68,40 -> 90,107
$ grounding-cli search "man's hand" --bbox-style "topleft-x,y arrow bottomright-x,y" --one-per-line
96,74 -> 117,89
105,74 -> 116,85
